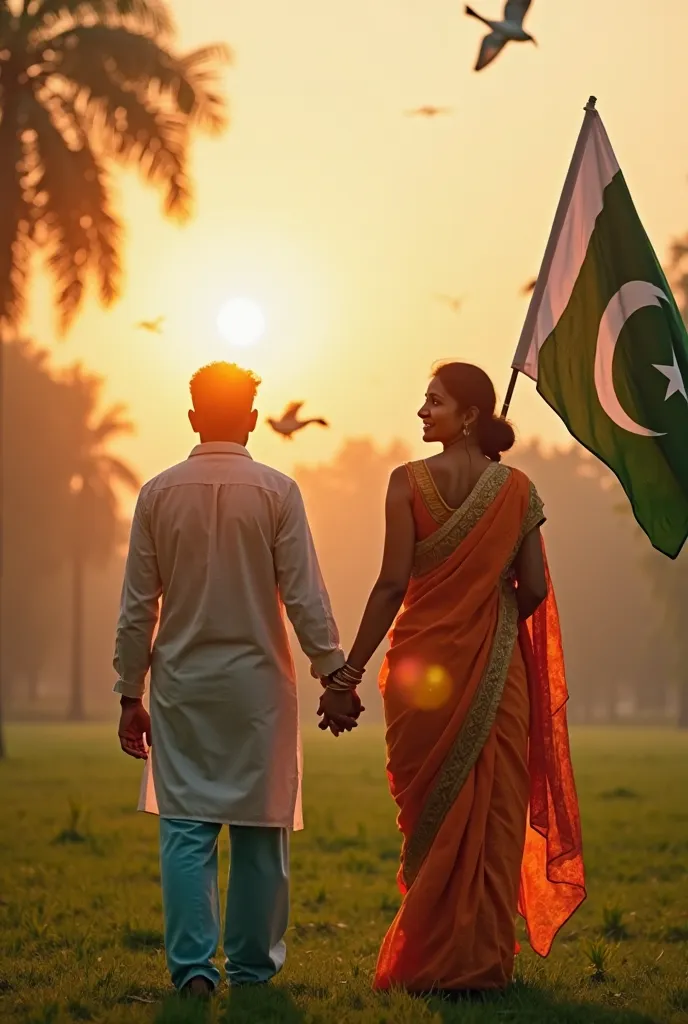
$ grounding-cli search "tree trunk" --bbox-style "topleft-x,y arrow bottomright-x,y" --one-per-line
678,677 -> 688,730
0,333 -> 6,758
0,101 -> 23,760
68,511 -> 85,722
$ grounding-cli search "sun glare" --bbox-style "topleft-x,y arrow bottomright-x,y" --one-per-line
216,297 -> 266,348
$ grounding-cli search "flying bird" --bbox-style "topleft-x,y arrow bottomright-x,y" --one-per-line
434,293 -> 463,314
405,106 -> 453,118
267,402 -> 329,440
136,316 -> 165,335
466,1 -> 536,72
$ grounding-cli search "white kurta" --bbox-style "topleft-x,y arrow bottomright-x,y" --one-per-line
114,442 -> 345,829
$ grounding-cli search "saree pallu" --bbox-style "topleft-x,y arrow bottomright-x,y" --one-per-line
374,462 -> 585,992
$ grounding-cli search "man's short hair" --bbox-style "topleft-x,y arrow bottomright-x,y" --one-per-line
189,362 -> 261,423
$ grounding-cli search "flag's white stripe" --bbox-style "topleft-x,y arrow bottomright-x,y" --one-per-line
516,114 -> 619,380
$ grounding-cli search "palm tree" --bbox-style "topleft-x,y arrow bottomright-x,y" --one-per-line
67,367 -> 139,720
0,0 -> 229,328
0,0 -> 228,749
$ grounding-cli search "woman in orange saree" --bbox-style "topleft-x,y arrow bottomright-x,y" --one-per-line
323,362 -> 586,994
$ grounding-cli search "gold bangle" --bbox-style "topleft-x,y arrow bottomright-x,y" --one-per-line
331,670 -> 359,686
338,663 -> 364,682
326,681 -> 356,694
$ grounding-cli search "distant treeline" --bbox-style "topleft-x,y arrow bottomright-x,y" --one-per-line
4,339 -> 686,726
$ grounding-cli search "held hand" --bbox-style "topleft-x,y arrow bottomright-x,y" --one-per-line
317,687 -> 365,737
118,699 -> 152,760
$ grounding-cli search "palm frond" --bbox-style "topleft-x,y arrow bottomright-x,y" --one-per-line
59,362 -> 101,443
45,26 -> 229,133
48,63 -> 193,217
29,0 -> 174,38
178,44 -> 232,135
25,91 -> 122,326
98,454 -> 140,491
0,110 -> 33,329
91,403 -> 135,441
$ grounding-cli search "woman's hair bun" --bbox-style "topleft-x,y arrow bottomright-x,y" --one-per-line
476,414 -> 515,463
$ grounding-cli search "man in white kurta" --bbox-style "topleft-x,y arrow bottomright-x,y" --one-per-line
114,362 -> 353,995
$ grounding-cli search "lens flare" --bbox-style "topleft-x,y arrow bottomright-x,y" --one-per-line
416,664 -> 452,710
394,658 -> 453,710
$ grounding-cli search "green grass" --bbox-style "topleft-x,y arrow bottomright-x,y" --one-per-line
1,725 -> 688,1023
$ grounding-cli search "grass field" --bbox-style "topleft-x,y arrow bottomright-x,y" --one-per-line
1,726 -> 688,1024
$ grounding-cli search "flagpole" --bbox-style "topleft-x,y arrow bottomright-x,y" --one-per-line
501,95 -> 599,419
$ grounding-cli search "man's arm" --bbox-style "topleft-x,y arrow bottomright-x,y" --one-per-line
113,490 -> 162,700
274,481 -> 345,678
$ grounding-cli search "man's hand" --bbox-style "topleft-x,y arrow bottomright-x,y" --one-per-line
317,687 -> 365,737
118,698 -> 152,760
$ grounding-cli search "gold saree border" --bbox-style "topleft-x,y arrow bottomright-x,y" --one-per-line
411,463 -> 511,578
407,460 -> 452,526
504,481 -> 546,577
401,582 -> 520,888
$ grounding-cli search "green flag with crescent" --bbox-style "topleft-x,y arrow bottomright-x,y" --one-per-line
512,100 -> 688,558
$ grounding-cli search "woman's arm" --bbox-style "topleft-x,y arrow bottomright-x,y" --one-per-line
513,527 -> 548,620
346,467 -> 416,672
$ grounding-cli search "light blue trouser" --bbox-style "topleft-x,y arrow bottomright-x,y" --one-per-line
159,818 -> 290,990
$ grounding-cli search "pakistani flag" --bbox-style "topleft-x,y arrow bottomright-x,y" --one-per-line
513,99 -> 688,558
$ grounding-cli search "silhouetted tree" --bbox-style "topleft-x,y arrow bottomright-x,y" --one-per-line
64,367 -> 139,720
2,341 -> 134,724
2,341 -> 76,726
0,0 -> 229,329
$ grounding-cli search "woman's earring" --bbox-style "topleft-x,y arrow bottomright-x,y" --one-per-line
462,423 -> 469,437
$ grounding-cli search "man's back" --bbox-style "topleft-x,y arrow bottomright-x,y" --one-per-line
146,442 -> 299,684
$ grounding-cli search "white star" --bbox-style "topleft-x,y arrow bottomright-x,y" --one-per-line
653,349 -> 688,403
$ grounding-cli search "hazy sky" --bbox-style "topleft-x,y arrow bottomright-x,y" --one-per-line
26,1 -> 688,487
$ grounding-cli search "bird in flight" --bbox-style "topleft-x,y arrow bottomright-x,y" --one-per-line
267,402 -> 329,440
522,278 -> 537,295
136,316 -> 165,335
466,1 -> 536,72
405,106 -> 453,118
434,293 -> 463,314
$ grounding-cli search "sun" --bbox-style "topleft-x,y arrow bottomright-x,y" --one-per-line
216,297 -> 266,348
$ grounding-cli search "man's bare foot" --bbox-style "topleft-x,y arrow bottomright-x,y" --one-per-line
181,976 -> 214,999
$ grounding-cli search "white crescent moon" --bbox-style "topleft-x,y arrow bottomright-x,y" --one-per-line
594,280 -> 668,437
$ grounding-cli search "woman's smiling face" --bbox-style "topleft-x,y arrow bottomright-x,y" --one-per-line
418,375 -> 463,444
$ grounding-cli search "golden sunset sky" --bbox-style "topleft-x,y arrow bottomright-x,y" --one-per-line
25,1 -> 688,487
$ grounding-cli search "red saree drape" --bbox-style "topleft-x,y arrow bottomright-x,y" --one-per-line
374,461 -> 585,992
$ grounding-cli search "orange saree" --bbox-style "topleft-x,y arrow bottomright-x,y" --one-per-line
374,461 -> 585,992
